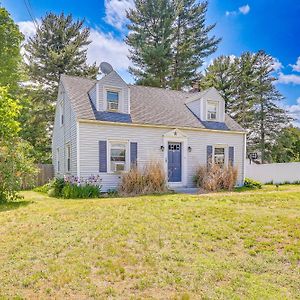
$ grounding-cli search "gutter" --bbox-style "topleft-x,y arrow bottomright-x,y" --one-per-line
77,118 -> 247,135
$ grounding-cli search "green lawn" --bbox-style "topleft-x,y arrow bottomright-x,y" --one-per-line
0,186 -> 300,299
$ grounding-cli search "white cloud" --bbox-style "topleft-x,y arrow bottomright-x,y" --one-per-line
277,72 -> 300,85
104,0 -> 134,30
271,58 -> 283,71
17,20 -> 131,74
239,4 -> 250,15
87,29 -> 130,71
226,4 -> 250,16
289,56 -> 300,72
17,20 -> 39,41
285,97 -> 300,127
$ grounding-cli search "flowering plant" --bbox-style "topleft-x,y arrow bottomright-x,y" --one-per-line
64,175 -> 102,187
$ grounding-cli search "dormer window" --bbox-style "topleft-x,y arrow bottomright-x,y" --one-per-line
207,101 -> 217,120
107,91 -> 119,111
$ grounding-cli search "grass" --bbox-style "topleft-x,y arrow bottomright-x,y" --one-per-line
0,186 -> 300,299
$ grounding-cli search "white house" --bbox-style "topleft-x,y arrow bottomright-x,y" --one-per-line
52,66 -> 246,191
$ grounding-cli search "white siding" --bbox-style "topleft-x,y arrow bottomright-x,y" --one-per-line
52,83 -> 77,177
97,71 -> 130,114
78,122 -> 245,191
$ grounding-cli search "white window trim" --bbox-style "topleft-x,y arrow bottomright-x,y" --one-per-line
213,145 -> 228,167
207,100 -> 218,121
103,86 -> 123,113
107,139 -> 130,174
65,143 -> 71,173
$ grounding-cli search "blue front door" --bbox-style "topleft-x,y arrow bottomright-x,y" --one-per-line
168,142 -> 182,182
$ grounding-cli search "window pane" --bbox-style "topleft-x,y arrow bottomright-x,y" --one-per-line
208,103 -> 217,113
215,147 -> 224,155
107,91 -> 119,101
214,147 -> 225,165
110,143 -> 126,172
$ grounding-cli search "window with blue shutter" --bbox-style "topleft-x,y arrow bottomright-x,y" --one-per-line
99,141 -> 107,172
130,142 -> 138,168
229,146 -> 234,167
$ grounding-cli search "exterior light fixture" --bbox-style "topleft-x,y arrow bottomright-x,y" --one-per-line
188,146 -> 192,152
161,145 -> 165,151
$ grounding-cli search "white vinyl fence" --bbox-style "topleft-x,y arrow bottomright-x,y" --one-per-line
246,162 -> 300,184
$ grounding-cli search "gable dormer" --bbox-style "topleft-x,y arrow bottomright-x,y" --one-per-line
186,87 -> 225,123
88,67 -> 130,114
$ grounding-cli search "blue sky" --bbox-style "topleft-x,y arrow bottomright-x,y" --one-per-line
2,0 -> 300,125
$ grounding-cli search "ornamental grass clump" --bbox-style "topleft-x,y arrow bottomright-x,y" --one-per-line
193,164 -> 238,192
119,161 -> 167,195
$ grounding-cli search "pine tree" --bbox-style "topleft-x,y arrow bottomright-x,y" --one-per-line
231,52 -> 259,132
126,0 -> 219,89
126,0 -> 174,87
250,51 -> 290,163
199,55 -> 236,112
170,0 -> 220,90
25,13 -> 98,103
24,13 -> 98,163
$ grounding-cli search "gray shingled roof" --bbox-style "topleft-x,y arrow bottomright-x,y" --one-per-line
61,74 -> 244,132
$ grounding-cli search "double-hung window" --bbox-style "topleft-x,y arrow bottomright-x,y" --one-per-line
110,142 -> 127,172
57,148 -> 60,172
66,144 -> 71,172
207,101 -> 217,120
59,102 -> 64,126
107,91 -> 119,111
214,147 -> 225,167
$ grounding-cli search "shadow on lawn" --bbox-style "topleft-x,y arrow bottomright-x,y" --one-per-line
0,201 -> 32,212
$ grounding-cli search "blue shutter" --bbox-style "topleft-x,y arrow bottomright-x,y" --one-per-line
130,142 -> 138,168
207,145 -> 213,168
229,146 -> 234,167
99,141 -> 107,172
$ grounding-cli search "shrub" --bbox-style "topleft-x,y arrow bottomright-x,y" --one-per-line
193,164 -> 238,192
61,183 -> 100,199
244,178 -> 262,189
41,175 -> 102,198
107,189 -> 118,197
34,181 -> 52,193
119,161 -> 167,195
52,178 -> 66,197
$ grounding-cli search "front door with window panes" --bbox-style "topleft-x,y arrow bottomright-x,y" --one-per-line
214,147 -> 225,166
107,91 -> 119,111
110,143 -> 126,172
168,142 -> 182,182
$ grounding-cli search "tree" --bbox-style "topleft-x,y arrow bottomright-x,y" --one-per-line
270,127 -> 300,163
199,51 -> 290,162
25,12 -> 98,103
0,87 -> 36,202
126,0 -> 219,89
126,0 -> 174,87
24,13 -> 98,162
199,55 -> 236,112
250,51 -> 290,163
170,0 -> 220,90
0,8 -> 23,92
